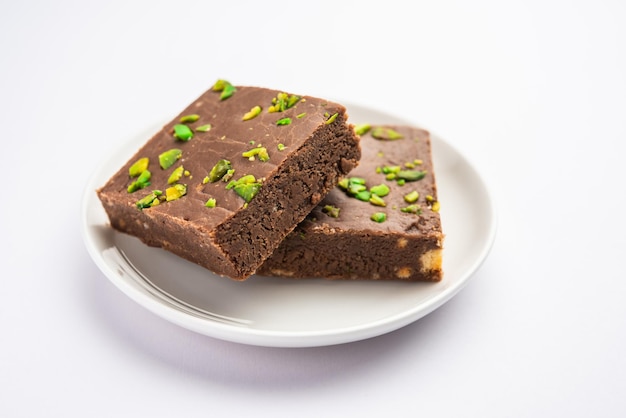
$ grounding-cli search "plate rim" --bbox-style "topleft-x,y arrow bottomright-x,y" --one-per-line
81,103 -> 497,347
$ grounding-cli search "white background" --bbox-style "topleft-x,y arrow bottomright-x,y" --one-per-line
2,0 -> 626,416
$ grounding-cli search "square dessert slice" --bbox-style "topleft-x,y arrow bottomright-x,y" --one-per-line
258,124 -> 443,281
97,81 -> 361,281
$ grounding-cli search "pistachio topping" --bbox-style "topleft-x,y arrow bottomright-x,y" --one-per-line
173,124 -> 193,141
277,143 -> 286,151
371,212 -> 387,223
371,127 -> 404,141
354,124 -> 371,136
127,169 -> 151,193
158,148 -> 182,169
242,105 -> 262,121
180,114 -> 199,124
165,184 -> 187,202
369,194 -> 386,207
396,170 -> 427,182
212,79 -> 236,100
354,190 -> 371,202
196,124 -> 212,132
268,92 -> 301,112
242,146 -> 269,162
404,190 -> 420,203
431,201 -> 441,212
167,166 -> 184,184
322,205 -> 340,218
276,117 -> 291,126
296,112 -> 306,119
226,174 -> 262,203
325,112 -> 338,124
370,184 -> 390,197
401,204 -> 422,214
208,159 -> 232,182
135,190 -> 162,209
205,198 -> 216,208
129,157 -> 149,177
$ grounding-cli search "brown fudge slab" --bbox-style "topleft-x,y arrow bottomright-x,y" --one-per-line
97,84 -> 361,281
258,125 -> 443,281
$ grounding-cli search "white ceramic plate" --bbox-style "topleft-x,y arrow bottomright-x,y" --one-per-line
81,103 -> 496,348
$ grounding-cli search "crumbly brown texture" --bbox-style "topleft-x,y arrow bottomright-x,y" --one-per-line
258,125 -> 443,281
97,84 -> 361,281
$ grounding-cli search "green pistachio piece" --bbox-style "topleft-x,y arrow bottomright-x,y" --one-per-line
277,143 -> 286,151
180,114 -> 200,124
369,194 -> 386,207
208,159 -> 232,182
425,195 -> 434,202
322,205 -> 340,218
404,191 -> 420,203
370,212 -> 387,223
127,169 -> 152,193
220,83 -> 236,100
371,127 -> 404,140
168,166 -> 184,184
354,124 -> 371,136
382,165 -> 401,174
276,117 -> 291,126
397,179 -> 406,186
233,182 -> 261,203
268,93 -> 300,112
348,183 -> 367,195
242,105 -> 262,121
431,201 -> 440,212
173,124 -> 193,141
202,176 -> 210,184
397,170 -> 427,182
196,124 -> 212,132
159,149 -> 182,169
355,190 -> 371,202
349,177 -> 366,185
129,157 -> 149,177
135,190 -> 161,209
296,112 -> 306,119
165,184 -> 187,202
401,204 -> 422,214
242,146 -> 269,162
205,198 -> 216,208
370,184 -> 390,197
325,112 -> 338,125
212,79 -> 229,91
226,174 -> 256,190
414,159 -> 423,165
222,168 -> 235,182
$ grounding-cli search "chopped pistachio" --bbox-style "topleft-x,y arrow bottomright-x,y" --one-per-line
167,166 -> 184,184
128,157 -> 149,177
180,114 -> 200,124
173,124 -> 193,141
208,159 -> 232,182
276,117 -> 291,126
184,170 -> 191,177
355,190 -> 371,202
348,183 -> 367,195
234,182 -> 261,203
212,79 -> 230,91
382,165 -> 401,174
322,205 -> 340,218
196,124 -> 212,132
165,184 -> 187,201
425,195 -> 434,203
222,168 -> 235,182
349,177 -> 366,185
268,92 -> 300,112
371,212 -> 387,223
370,184 -> 390,197
202,176 -> 210,184
396,170 -> 427,182
226,174 -> 256,190
135,190 -> 162,209
325,112 -> 338,124
242,105 -> 262,121
158,148 -> 182,169
413,159 -> 423,165
431,201 -> 440,212
369,194 -> 386,207
385,173 -> 397,181
404,190 -> 419,203
127,169 -> 151,193
397,179 -> 406,186
205,198 -> 216,208
354,124 -> 371,136
375,167 -> 382,174
404,162 -> 415,169
337,178 -> 349,190
277,143 -> 286,151
242,146 -> 269,162
296,112 -> 306,119
371,127 -> 404,140
401,204 -> 422,214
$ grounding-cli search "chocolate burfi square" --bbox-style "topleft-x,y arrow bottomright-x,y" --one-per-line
258,124 -> 443,281
97,81 -> 361,281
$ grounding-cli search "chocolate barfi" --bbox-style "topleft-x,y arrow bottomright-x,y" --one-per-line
258,124 -> 443,281
97,81 -> 361,281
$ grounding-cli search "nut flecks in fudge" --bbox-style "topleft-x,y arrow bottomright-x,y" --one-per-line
97,81 -> 361,281
258,124 -> 443,281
